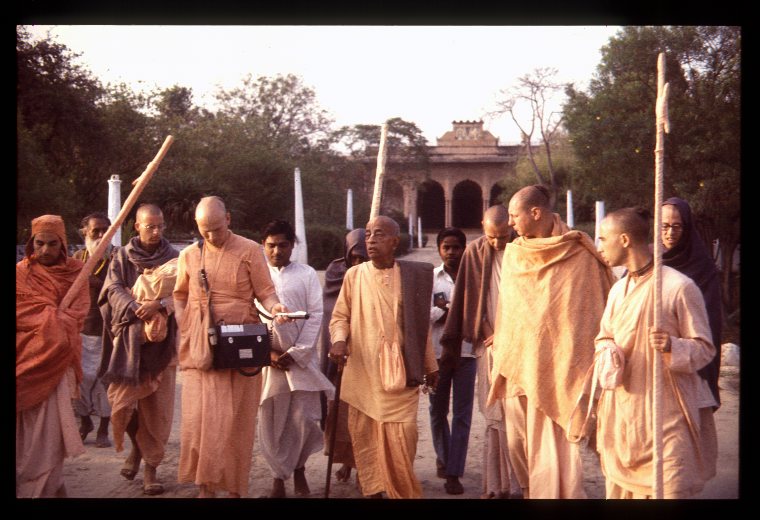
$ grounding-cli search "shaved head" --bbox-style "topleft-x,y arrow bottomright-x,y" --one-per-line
367,215 -> 400,237
195,196 -> 227,220
604,207 -> 651,245
195,196 -> 231,248
482,204 -> 508,226
136,203 -> 163,222
511,184 -> 552,212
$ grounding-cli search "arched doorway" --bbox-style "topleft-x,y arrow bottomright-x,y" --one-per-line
490,183 -> 507,207
452,180 -> 482,229
417,180 -> 445,231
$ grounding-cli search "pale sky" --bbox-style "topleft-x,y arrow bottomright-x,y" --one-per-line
23,25 -> 621,145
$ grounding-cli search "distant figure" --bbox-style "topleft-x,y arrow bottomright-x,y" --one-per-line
17,215 -> 90,497
174,196 -> 290,498
440,205 -> 518,499
489,185 -> 614,498
98,204 -> 179,495
595,207 -> 718,498
427,227 -> 474,495
661,197 -> 722,408
257,219 -> 334,498
72,212 -> 114,448
318,228 -> 368,487
329,215 -> 439,498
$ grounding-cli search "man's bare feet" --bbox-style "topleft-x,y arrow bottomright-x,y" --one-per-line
120,446 -> 142,480
262,478 -> 286,498
335,464 -> 352,482
79,415 -> 94,441
293,467 -> 310,496
95,417 -> 111,447
198,484 -> 215,498
143,463 -> 164,495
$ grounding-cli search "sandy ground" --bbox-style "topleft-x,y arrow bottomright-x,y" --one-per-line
58,240 -> 741,501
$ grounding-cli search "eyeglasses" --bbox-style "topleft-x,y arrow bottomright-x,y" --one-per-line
140,223 -> 166,232
661,224 -> 683,232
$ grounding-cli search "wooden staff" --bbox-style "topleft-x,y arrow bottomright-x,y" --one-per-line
652,52 -> 670,499
369,122 -> 389,220
324,362 -> 344,498
59,135 -> 175,311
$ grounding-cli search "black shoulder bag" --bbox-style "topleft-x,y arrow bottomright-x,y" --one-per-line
198,239 -> 271,377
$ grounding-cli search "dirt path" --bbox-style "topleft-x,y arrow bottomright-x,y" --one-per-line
61,239 -> 740,500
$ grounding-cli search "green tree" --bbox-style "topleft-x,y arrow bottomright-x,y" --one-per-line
564,26 -> 740,312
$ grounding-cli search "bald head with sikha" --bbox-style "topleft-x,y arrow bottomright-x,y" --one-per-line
195,196 -> 231,248
507,185 -> 555,239
482,204 -> 513,251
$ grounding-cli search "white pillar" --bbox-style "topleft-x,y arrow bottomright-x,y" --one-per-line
417,217 -> 423,248
293,168 -> 308,264
408,213 -> 414,250
108,175 -> 122,247
595,200 -> 605,247
346,189 -> 354,230
566,190 -> 575,229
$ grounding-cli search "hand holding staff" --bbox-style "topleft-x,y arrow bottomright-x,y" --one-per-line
59,135 -> 175,311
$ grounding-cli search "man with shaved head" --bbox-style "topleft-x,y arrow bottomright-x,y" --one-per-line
440,204 -> 518,499
594,207 -> 717,498
487,185 -> 614,498
98,203 -> 179,495
329,215 -> 439,498
174,196 -> 289,498
17,215 -> 90,497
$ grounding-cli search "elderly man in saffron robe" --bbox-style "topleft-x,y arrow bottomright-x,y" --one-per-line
488,184 -> 614,499
174,196 -> 289,498
329,215 -> 439,498
17,215 -> 90,497
595,207 -> 718,498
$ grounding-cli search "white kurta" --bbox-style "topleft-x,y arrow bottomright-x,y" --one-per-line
257,262 -> 334,480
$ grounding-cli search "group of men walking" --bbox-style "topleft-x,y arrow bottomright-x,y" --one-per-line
17,185 -> 721,500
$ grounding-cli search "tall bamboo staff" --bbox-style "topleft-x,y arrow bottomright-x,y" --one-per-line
652,52 -> 670,499
369,122 -> 389,220
59,135 -> 175,311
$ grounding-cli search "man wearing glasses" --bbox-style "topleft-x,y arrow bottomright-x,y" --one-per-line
98,203 -> 179,495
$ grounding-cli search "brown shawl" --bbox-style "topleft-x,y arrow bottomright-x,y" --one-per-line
440,231 -> 514,359
489,222 -> 614,432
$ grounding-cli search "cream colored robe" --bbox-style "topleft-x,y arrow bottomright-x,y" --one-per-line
595,266 -> 718,498
489,217 -> 614,498
329,262 -> 436,497
174,233 -> 278,496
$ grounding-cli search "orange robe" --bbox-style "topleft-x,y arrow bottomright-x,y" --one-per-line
16,256 -> 90,496
174,233 -> 278,496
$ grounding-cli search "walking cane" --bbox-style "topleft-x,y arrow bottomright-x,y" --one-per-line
324,362 -> 344,498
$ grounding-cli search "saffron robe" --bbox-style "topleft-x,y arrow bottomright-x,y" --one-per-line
329,260 -> 437,497
174,233 -> 278,496
595,266 -> 718,498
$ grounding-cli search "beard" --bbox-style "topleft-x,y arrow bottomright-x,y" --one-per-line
85,235 -> 113,258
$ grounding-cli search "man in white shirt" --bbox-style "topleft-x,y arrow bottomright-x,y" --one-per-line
258,219 -> 334,498
428,227 -> 475,495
